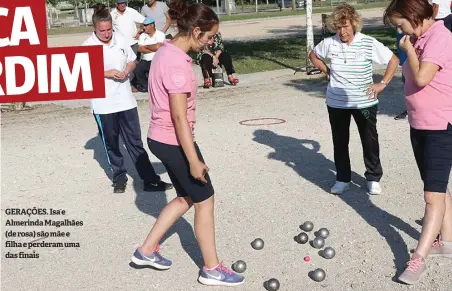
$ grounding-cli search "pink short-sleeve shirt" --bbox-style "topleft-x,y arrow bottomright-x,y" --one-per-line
147,41 -> 197,145
403,21 -> 452,130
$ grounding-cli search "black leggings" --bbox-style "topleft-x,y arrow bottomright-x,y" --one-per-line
200,51 -> 235,79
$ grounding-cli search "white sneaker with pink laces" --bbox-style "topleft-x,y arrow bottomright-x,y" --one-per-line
398,255 -> 427,285
428,240 -> 452,258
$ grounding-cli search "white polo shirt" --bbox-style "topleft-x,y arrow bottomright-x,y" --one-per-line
111,7 -> 145,46
138,29 -> 166,61
82,32 -> 138,115
313,32 -> 393,109
432,0 -> 451,19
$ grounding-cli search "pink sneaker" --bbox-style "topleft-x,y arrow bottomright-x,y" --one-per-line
398,256 -> 427,285
428,240 -> 452,258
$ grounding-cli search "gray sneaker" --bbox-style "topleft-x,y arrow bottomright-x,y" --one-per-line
398,257 -> 427,285
428,240 -> 452,258
131,246 -> 172,270
198,262 -> 245,286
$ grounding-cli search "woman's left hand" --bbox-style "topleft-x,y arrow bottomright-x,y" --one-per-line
366,83 -> 386,99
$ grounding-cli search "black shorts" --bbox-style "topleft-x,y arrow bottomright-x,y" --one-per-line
410,123 -> 452,193
148,139 -> 214,203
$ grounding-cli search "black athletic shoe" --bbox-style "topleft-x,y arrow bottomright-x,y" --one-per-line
394,110 -> 408,120
143,180 -> 173,192
113,183 -> 126,193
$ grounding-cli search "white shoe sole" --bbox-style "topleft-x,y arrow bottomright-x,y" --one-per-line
331,185 -> 350,195
367,189 -> 382,195
198,276 -> 245,287
398,267 -> 427,285
131,256 -> 171,270
428,253 -> 452,258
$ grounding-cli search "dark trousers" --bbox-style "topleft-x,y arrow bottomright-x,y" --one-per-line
134,60 -> 152,92
437,14 -> 452,31
93,107 -> 160,185
327,105 -> 383,183
129,44 -> 139,81
200,51 -> 235,79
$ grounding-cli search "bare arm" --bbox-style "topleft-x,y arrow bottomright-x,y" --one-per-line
406,48 -> 440,87
381,54 -> 399,84
162,12 -> 171,33
138,43 -> 163,54
123,61 -> 136,76
433,4 -> 439,19
308,50 -> 330,76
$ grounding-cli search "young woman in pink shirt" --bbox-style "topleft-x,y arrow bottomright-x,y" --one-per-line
129,0 -> 245,287
384,0 -> 452,285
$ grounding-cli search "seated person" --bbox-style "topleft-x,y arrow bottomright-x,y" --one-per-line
132,17 -> 165,92
196,32 -> 239,88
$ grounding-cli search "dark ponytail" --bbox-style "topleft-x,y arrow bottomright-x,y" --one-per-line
92,3 -> 112,27
169,0 -> 219,37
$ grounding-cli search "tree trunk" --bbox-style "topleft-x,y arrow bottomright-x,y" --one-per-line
306,0 -> 314,67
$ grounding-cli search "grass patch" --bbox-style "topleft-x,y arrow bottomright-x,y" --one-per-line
220,27 -> 396,74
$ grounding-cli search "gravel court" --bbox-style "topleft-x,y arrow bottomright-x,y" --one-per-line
2,71 -> 452,291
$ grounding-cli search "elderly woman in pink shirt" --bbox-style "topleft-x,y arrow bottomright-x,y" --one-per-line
384,0 -> 452,285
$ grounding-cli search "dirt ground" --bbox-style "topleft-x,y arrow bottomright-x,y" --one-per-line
1,68 -> 451,290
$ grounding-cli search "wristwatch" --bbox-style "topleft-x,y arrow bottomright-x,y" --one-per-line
380,80 -> 388,86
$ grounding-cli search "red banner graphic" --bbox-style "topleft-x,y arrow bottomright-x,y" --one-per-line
0,0 -> 105,103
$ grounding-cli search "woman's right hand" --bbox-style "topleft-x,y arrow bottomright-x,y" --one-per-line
190,160 -> 209,184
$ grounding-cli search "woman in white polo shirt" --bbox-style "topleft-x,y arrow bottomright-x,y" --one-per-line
309,4 -> 399,195
83,4 -> 172,193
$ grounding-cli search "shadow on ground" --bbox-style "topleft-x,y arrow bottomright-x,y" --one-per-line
252,129 -> 419,277
85,135 -> 203,268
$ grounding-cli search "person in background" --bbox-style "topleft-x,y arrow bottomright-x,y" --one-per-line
394,29 -> 409,120
83,4 -> 172,194
430,0 -> 452,30
111,0 -> 146,88
196,32 -> 239,88
384,0 -> 452,285
111,0 -> 145,56
140,0 -> 172,38
132,17 -> 165,92
309,4 -> 399,195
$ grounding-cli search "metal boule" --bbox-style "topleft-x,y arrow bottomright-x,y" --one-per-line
232,260 -> 247,273
251,238 -> 264,250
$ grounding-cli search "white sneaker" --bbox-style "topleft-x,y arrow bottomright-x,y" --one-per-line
367,181 -> 382,195
330,181 -> 350,194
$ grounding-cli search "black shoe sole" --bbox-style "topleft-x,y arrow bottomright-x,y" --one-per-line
113,184 -> 126,193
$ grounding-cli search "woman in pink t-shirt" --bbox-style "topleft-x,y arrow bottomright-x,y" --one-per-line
384,0 -> 452,285
129,0 -> 245,287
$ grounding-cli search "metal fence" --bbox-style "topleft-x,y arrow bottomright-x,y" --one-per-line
205,0 -> 388,15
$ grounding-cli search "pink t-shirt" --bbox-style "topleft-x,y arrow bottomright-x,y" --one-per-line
403,20 -> 452,130
147,41 -> 197,145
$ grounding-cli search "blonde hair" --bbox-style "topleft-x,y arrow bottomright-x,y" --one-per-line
327,4 -> 363,32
